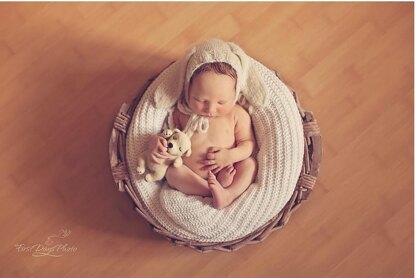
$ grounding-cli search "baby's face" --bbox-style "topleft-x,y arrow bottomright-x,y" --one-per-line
188,71 -> 236,118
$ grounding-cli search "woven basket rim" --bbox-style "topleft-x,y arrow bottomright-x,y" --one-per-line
109,63 -> 322,253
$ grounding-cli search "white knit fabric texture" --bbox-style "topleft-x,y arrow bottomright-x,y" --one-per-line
126,59 -> 304,243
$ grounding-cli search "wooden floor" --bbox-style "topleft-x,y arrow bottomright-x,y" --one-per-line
0,2 -> 413,278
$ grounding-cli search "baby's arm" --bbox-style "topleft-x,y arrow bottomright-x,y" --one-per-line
203,106 -> 255,172
228,106 -> 256,164
201,106 -> 256,173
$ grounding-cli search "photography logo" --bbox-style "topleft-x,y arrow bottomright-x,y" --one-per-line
15,228 -> 77,257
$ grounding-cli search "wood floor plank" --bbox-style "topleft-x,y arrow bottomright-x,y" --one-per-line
0,2 -> 412,278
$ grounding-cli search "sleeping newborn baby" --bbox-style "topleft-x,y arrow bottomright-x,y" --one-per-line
149,63 -> 257,209
149,39 -> 267,209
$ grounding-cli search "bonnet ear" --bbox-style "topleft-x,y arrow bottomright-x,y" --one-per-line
227,42 -> 268,108
153,46 -> 197,109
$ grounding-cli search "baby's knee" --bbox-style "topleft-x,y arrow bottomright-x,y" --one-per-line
165,166 -> 180,189
241,157 -> 257,172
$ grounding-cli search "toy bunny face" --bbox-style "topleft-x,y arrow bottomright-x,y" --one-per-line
165,129 -> 192,157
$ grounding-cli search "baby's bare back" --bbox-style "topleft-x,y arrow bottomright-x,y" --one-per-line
174,108 -> 238,179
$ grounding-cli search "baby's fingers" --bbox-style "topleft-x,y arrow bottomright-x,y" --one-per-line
158,137 -> 168,147
226,165 -> 234,173
207,146 -> 221,153
155,152 -> 168,159
202,164 -> 219,172
153,152 -> 163,159
212,167 -> 222,174
156,144 -> 168,152
149,153 -> 162,163
199,159 -> 217,166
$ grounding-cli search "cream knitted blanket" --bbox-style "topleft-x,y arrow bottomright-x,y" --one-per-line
126,59 -> 304,243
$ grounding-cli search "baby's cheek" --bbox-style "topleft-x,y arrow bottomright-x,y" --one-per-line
196,104 -> 205,113
190,102 -> 203,113
218,105 -> 233,115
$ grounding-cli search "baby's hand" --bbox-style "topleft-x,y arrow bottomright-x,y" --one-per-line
200,147 -> 231,174
148,135 -> 175,162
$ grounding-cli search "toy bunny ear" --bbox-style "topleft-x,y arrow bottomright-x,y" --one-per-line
184,148 -> 192,157
153,46 -> 197,109
173,128 -> 181,134
228,42 -> 268,107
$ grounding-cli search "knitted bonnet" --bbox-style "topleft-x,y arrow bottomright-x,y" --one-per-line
154,38 -> 268,136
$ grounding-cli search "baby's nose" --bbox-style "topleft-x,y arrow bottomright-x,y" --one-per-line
167,143 -> 173,148
205,106 -> 216,114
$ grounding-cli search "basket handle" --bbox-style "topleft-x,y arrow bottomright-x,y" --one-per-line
109,103 -> 132,192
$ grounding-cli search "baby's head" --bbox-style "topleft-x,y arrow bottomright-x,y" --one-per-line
188,62 -> 237,118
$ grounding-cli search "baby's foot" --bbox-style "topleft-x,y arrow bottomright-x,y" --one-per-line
208,171 -> 234,209
216,165 -> 236,188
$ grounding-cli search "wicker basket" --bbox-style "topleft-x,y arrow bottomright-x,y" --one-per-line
109,64 -> 322,253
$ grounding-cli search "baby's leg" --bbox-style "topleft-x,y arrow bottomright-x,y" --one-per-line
165,165 -> 211,197
208,157 -> 257,209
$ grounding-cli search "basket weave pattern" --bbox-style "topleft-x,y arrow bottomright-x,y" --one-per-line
109,69 -> 322,253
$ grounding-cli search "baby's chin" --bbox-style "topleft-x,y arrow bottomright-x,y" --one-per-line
196,112 -> 230,118
190,108 -> 233,118
199,114 -> 218,118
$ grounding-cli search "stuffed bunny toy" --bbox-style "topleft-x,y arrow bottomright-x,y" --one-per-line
136,128 -> 192,182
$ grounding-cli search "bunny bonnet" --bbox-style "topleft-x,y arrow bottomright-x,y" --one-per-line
153,38 -> 269,137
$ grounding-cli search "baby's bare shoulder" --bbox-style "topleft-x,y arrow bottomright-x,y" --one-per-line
233,104 -> 251,124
